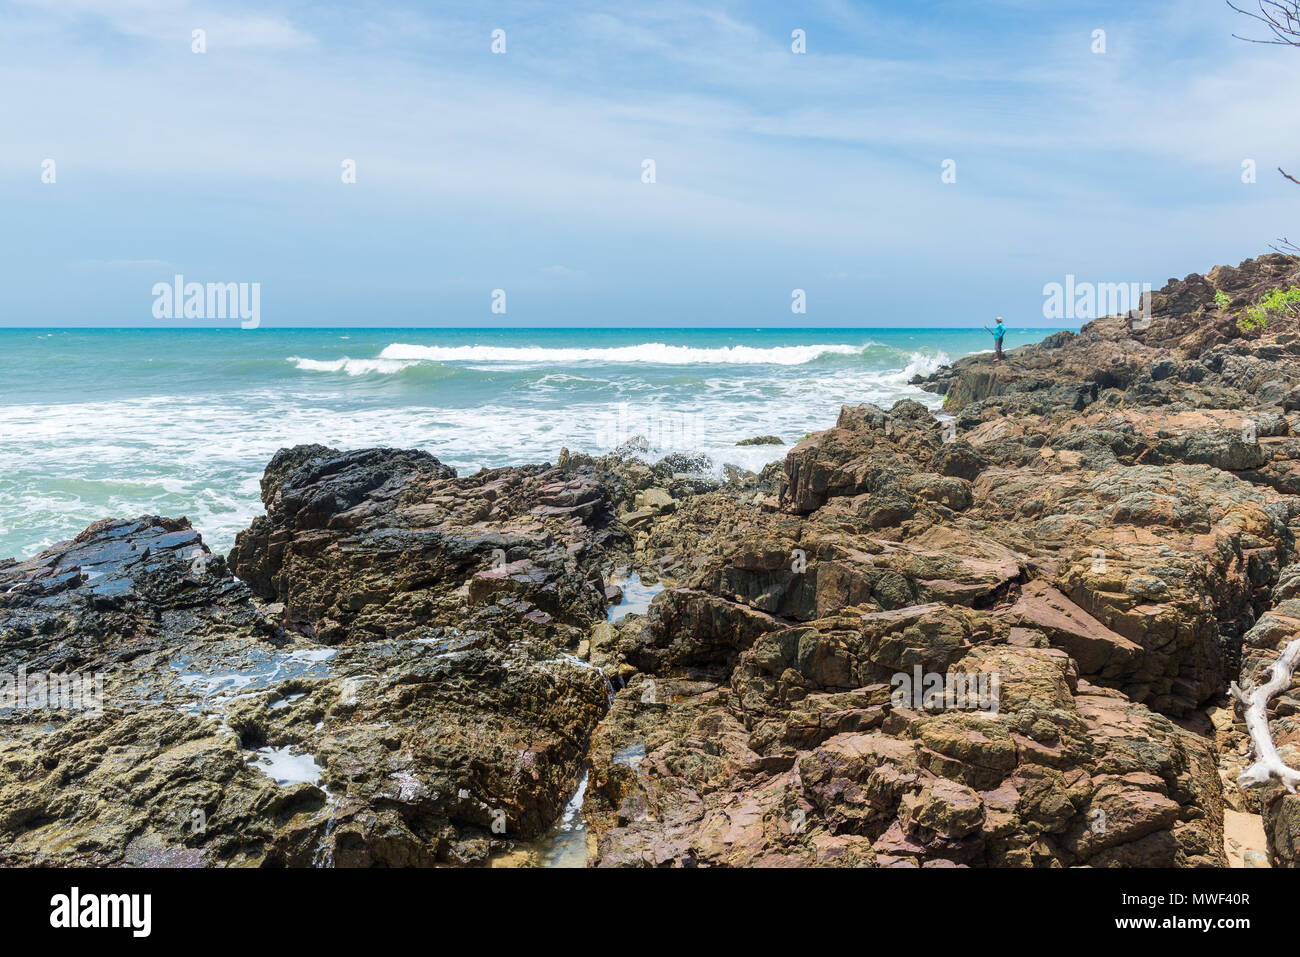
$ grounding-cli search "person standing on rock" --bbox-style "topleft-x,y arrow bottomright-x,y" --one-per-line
983,316 -> 1006,361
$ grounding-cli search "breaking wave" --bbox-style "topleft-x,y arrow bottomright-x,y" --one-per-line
374,342 -> 873,366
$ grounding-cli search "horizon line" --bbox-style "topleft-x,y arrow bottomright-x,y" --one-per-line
0,324 -> 1082,332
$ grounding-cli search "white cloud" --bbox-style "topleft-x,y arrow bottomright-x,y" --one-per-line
83,259 -> 172,267
13,0 -> 313,48
1,0 -> 1295,316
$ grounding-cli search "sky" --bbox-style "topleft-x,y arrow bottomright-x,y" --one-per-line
1,0 -> 1298,328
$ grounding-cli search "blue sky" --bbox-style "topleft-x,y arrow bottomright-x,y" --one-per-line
1,0 -> 1297,327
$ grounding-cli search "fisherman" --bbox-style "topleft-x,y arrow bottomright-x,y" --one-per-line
983,316 -> 1006,361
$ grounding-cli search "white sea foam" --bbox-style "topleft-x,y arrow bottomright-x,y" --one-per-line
376,342 -> 870,366
0,332 -> 972,562
900,350 -> 951,379
249,746 -> 325,788
288,356 -> 418,375
0,369 -> 947,559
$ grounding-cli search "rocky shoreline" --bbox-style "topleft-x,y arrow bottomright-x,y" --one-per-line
3,252 -> 1300,867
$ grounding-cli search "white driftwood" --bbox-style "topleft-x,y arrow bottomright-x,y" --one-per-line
1230,635 -> 1300,792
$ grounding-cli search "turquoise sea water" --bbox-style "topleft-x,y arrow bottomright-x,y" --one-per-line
0,327 -> 1055,559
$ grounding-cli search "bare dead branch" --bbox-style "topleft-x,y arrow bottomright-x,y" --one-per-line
1228,0 -> 1300,45
1231,635 -> 1300,791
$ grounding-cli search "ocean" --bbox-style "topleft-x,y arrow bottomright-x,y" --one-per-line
0,327 -> 1054,560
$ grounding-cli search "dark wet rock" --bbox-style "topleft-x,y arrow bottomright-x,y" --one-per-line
13,251 -> 1300,868
229,445 -> 626,644
0,453 -> 625,864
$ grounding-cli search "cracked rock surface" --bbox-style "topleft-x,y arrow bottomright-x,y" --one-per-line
5,253 -> 1300,866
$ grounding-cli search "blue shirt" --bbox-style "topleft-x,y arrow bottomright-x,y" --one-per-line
993,324 -> 1005,340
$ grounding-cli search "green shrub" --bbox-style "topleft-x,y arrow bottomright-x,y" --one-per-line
1241,286 -> 1300,331
1214,290 -> 1231,310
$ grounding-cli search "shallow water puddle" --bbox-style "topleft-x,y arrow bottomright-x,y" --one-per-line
248,746 -> 326,789
612,742 -> 646,769
169,646 -> 337,713
607,572 -> 664,623
490,771 -> 592,868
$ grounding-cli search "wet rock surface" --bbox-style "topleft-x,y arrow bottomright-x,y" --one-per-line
579,253 -> 1300,867
0,452 -> 624,865
5,252 -> 1300,866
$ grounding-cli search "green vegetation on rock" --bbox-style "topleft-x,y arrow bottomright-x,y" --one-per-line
1241,286 -> 1300,330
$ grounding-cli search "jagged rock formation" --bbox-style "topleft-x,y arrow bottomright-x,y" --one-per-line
0,451 -> 629,864
3,253 -> 1300,867
581,253 -> 1300,867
